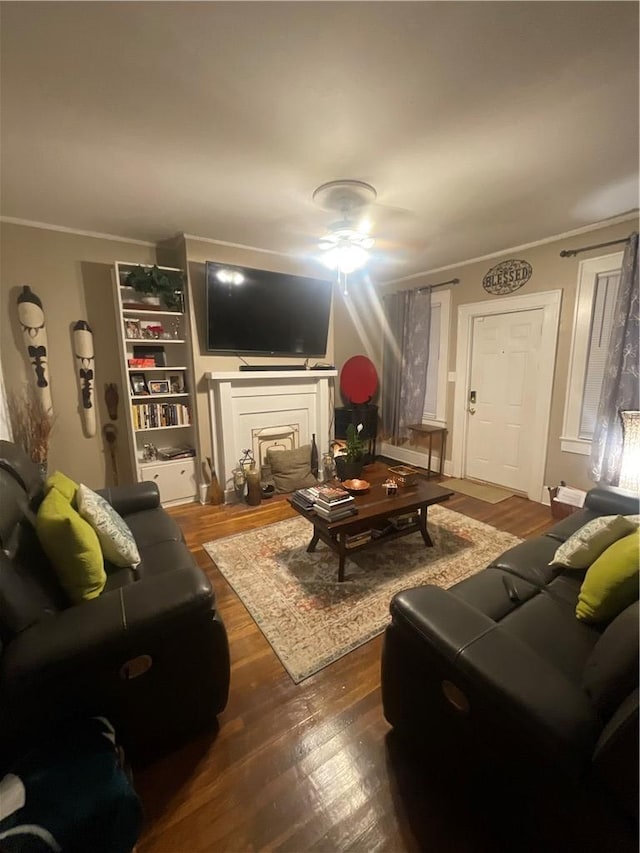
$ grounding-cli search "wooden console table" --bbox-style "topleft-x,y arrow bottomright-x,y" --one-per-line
406,424 -> 447,478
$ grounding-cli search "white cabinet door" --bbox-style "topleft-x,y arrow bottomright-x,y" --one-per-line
139,458 -> 197,504
465,308 -> 543,491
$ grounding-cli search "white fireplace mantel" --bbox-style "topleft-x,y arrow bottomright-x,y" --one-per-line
206,370 -> 337,499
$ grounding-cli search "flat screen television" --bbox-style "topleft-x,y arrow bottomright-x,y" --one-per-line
205,261 -> 332,356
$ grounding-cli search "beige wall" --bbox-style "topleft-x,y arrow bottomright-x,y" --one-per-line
0,222 -> 156,487
333,217 -> 638,493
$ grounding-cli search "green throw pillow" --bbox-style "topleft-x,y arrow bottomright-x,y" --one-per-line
45,470 -> 79,504
576,530 -> 640,623
551,514 -> 638,570
36,486 -> 106,604
76,483 -> 141,568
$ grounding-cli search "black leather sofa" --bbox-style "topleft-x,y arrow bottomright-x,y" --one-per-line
382,486 -> 639,822
0,441 -> 230,761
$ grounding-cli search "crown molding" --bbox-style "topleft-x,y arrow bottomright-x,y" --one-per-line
183,232 -> 294,258
3,210 -> 637,278
382,210 -> 640,287
0,216 -> 157,247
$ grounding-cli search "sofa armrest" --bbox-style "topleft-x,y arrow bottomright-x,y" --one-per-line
1,564 -> 214,690
96,482 -> 160,515
387,586 -> 600,774
585,486 -> 640,517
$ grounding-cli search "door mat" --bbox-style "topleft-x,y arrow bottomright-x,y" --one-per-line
203,507 -> 520,683
444,478 -> 515,503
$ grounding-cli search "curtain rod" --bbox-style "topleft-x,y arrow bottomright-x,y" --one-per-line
559,236 -> 630,258
417,277 -> 460,292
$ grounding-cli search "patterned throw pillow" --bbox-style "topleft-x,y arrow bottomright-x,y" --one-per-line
76,484 -> 141,568
551,514 -> 639,570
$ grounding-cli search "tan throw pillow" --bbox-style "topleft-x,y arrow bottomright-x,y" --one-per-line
267,445 -> 318,494
551,514 -> 638,570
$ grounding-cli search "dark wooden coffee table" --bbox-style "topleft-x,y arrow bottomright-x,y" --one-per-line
288,479 -> 454,582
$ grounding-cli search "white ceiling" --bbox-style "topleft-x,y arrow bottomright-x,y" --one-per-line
1,2 -> 638,279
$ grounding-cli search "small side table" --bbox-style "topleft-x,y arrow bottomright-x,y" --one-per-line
406,424 -> 447,478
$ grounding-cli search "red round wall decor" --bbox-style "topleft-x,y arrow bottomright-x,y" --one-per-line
340,355 -> 378,404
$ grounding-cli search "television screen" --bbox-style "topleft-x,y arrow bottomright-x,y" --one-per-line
205,261 -> 332,356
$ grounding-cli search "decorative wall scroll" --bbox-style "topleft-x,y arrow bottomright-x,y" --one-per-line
17,286 -> 53,414
482,259 -> 532,295
102,423 -> 119,485
72,321 -> 96,437
104,383 -> 119,421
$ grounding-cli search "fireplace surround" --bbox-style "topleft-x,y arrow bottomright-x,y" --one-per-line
206,370 -> 337,500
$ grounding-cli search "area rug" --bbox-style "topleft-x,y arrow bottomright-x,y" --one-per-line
203,506 -> 520,683
444,478 -> 514,504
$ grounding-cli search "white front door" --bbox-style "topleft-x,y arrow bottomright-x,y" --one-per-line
464,308 -> 543,491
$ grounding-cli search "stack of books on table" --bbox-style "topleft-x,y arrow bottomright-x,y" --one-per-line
313,484 -> 356,522
290,484 -> 357,520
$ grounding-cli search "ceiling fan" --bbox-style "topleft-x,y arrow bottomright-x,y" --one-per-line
313,180 -> 377,281
310,179 -> 418,293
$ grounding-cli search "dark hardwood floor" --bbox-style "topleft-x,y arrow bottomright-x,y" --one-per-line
132,466 -> 609,853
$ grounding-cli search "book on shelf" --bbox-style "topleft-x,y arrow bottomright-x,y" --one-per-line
131,401 -> 191,429
133,345 -> 166,367
128,357 -> 155,368
345,530 -> 372,548
156,445 -> 196,460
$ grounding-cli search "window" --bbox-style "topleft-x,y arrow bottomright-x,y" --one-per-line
422,288 -> 450,427
561,252 -> 623,454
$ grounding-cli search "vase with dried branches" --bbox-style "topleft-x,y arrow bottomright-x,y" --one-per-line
8,388 -> 55,477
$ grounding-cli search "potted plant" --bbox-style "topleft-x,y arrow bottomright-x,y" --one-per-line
335,422 -> 366,481
125,265 -> 185,311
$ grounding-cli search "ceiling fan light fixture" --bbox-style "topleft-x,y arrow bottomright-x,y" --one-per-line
321,243 -> 370,274
318,226 -> 375,273
313,179 -> 378,292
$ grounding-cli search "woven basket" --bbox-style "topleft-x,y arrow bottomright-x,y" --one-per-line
388,465 -> 419,487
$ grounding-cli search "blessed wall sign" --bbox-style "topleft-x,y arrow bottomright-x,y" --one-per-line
482,259 -> 532,295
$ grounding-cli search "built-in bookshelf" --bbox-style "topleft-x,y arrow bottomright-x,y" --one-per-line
113,262 -> 200,506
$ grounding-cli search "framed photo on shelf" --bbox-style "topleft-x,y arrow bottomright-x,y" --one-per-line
148,379 -> 170,395
124,319 -> 141,339
168,373 -> 185,393
130,373 -> 148,396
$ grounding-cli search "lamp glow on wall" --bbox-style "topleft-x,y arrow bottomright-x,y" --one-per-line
619,410 -> 640,493
319,224 -> 374,296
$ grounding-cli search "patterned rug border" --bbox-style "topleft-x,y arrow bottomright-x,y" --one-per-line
204,506 -> 521,683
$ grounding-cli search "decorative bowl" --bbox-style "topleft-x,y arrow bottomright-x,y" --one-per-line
261,483 -> 275,499
343,478 -> 370,495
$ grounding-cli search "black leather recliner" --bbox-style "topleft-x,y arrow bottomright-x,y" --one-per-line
382,487 -> 639,821
0,440 -> 230,761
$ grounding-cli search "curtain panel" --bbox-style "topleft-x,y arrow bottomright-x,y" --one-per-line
381,288 -> 431,442
589,232 -> 639,485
